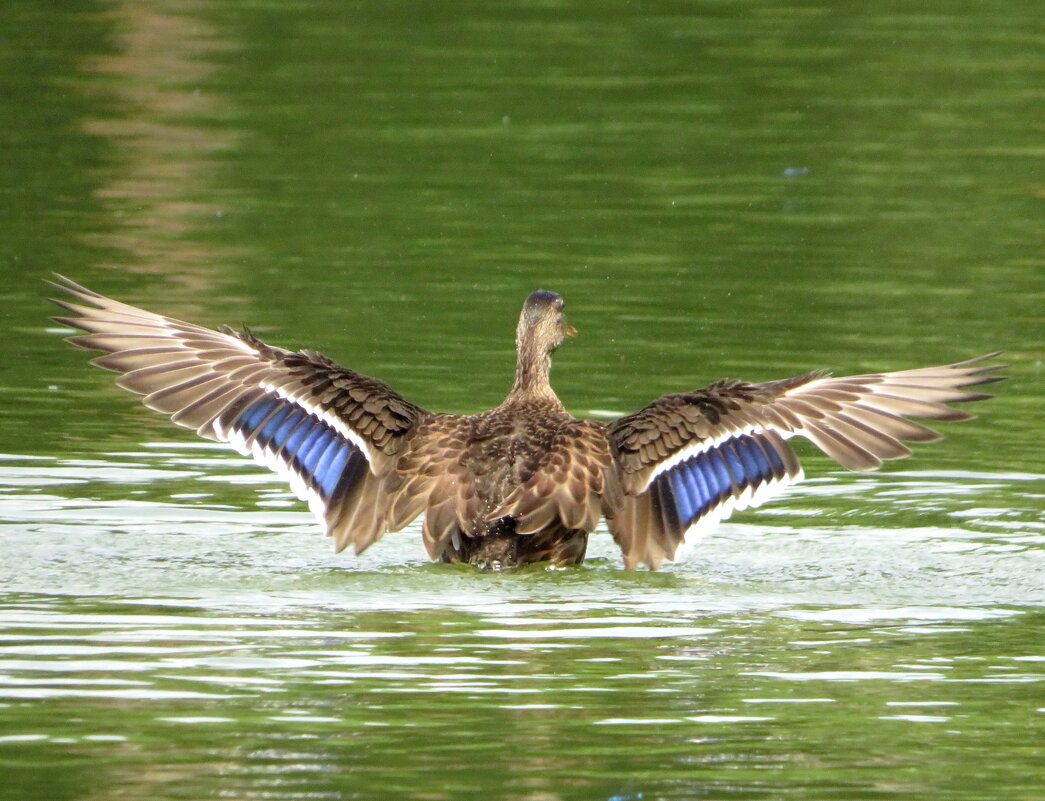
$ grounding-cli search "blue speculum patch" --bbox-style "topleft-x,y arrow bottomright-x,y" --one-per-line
232,395 -> 360,500
659,434 -> 785,529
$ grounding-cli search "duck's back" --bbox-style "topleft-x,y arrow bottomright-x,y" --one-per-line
464,399 -> 568,511
391,397 -> 613,568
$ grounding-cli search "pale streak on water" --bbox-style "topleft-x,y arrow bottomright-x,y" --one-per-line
1,443 -> 1041,603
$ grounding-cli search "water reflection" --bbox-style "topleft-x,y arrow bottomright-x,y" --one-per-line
78,0 -> 243,301
0,592 -> 1040,800
1,448 -> 1033,800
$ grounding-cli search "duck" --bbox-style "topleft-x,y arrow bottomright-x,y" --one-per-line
49,276 -> 1002,570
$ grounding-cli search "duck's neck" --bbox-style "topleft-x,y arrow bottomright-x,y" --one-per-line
510,333 -> 559,403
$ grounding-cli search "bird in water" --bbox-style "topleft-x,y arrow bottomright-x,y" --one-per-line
50,276 -> 1002,570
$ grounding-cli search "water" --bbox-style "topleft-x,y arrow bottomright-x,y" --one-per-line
1,2 -> 1042,799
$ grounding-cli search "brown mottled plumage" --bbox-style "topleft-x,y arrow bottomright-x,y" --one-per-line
49,277 -> 1003,570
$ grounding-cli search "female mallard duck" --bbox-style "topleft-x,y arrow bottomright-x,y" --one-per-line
50,277 -> 1002,570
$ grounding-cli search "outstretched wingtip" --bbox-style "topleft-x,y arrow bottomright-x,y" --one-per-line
45,275 -> 106,314
46,273 -> 98,296
952,352 -> 1007,391
956,350 -> 1004,364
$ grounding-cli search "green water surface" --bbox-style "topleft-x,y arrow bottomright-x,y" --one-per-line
0,2 -> 1042,800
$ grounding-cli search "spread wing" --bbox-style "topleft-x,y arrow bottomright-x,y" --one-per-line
607,355 -> 1003,569
49,275 -> 428,554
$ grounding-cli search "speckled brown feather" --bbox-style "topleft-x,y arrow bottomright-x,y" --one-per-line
486,410 -> 614,535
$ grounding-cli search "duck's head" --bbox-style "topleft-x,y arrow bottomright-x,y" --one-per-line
518,290 -> 577,355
